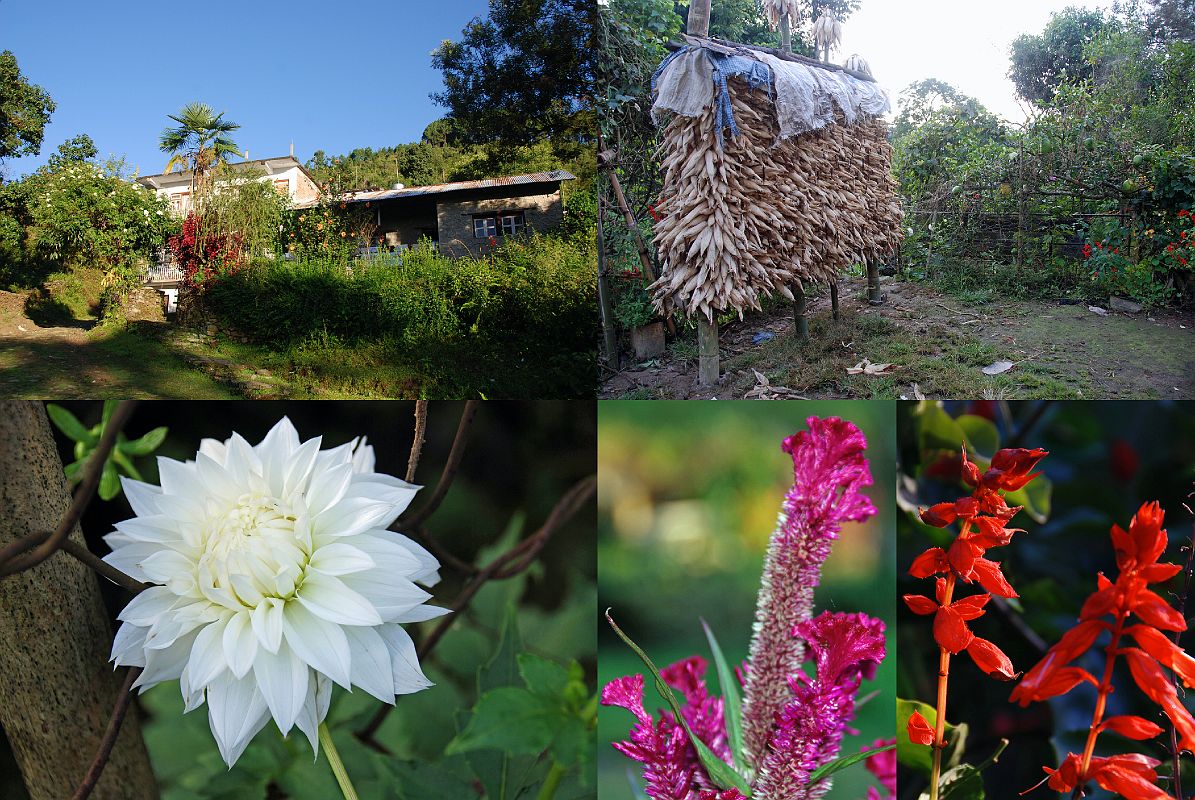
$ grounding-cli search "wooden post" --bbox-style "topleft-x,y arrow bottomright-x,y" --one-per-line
697,315 -> 720,385
867,260 -> 883,305
0,402 -> 157,800
793,282 -> 809,340
830,280 -> 840,320
689,0 -> 719,386
596,197 -> 619,366
779,13 -> 791,53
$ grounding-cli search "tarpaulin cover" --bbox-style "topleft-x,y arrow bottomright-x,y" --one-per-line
652,44 -> 890,143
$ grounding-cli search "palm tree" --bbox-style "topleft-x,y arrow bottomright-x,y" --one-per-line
158,102 -> 241,205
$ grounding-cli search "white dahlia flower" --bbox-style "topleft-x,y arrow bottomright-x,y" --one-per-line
104,417 -> 446,766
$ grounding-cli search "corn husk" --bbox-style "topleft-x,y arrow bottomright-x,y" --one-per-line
651,77 -> 903,321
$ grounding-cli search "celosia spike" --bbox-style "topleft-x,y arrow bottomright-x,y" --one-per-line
740,417 -> 875,770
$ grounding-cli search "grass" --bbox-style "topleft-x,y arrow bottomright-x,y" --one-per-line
925,257 -> 1089,304
720,307 -> 1087,400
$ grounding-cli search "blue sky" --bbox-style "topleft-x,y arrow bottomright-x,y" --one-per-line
2,0 -> 490,178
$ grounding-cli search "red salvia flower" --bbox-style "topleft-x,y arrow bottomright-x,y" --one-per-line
1013,502 -> 1195,798
906,710 -> 934,746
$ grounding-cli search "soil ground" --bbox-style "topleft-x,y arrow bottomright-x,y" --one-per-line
600,275 -> 1195,400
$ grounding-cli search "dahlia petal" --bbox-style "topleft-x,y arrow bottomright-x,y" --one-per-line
250,597 -> 285,653
378,624 -> 434,694
222,611 -> 258,680
282,436 -> 324,499
251,642 -> 309,734
117,585 -> 179,627
143,604 -> 210,651
342,532 -> 423,577
156,456 -> 196,497
282,601 -> 352,688
101,538 -> 156,584
197,437 -> 228,464
389,603 -> 452,623
256,416 -> 301,462
111,623 -> 148,667
307,542 -> 375,577
350,438 -> 375,474
344,625 -> 397,703
120,477 -> 163,517
138,549 -> 196,588
112,515 -> 183,544
185,619 -> 231,690
222,433 -> 262,486
386,532 -> 441,586
296,572 -> 383,626
305,462 -> 355,518
136,628 -> 199,690
314,496 -> 400,539
206,672 -> 270,767
340,572 -> 432,622
294,672 -> 333,758
195,452 -> 242,502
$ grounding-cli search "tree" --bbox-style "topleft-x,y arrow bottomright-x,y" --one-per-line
0,51 -> 55,175
431,0 -> 594,145
46,134 -> 97,170
157,102 -> 241,200
1009,7 -> 1114,104
1143,0 -> 1195,42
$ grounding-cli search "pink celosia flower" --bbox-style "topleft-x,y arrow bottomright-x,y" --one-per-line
753,613 -> 887,800
602,673 -> 697,800
741,417 -> 877,767
862,738 -> 897,799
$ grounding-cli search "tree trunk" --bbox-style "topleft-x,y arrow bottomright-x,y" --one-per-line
0,402 -> 157,800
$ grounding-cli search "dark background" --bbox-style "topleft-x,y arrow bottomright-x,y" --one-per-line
897,400 -> 1195,799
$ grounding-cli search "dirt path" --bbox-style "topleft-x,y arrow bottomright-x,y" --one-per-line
0,291 -> 235,399
601,275 -> 1195,399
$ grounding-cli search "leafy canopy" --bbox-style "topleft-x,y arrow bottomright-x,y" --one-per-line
0,50 -> 55,170
159,102 -> 241,176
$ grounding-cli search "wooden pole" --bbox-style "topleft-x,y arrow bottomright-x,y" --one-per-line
867,260 -> 882,305
0,402 -> 157,800
688,0 -> 718,386
779,13 -> 791,53
596,196 -> 619,366
830,280 -> 840,320
793,282 -> 809,340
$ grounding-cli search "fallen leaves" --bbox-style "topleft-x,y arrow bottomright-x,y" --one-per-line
847,359 -> 893,376
981,361 -> 1015,376
745,369 -> 809,399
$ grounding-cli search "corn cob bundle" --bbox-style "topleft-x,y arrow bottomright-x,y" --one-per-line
651,76 -> 903,320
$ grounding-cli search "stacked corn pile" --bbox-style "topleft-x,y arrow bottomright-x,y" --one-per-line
651,76 -> 903,321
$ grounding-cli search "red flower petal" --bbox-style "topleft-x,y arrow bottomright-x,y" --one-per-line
1010,665 -> 1098,706
933,606 -> 974,654
1139,563 -> 1182,583
1090,754 -> 1169,800
966,636 -> 1016,680
909,547 -> 949,578
972,558 -> 1018,598
954,497 -> 979,519
970,517 -> 1018,548
1125,624 -> 1195,687
947,538 -> 983,579
1080,581 -> 1117,621
920,502 -> 957,527
903,594 -> 938,616
1099,715 -> 1165,740
1129,502 -> 1167,567
906,710 -> 934,746
950,593 -> 990,621
1131,589 -> 1185,631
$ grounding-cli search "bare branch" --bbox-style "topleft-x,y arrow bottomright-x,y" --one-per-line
405,401 -> 429,484
69,666 -> 142,800
396,401 -> 478,529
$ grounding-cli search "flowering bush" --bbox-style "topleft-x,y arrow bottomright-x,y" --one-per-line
167,212 -> 245,288
604,417 -> 893,800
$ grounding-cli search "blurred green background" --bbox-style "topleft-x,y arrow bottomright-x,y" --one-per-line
1,401 -> 596,800
897,400 -> 1195,800
597,400 -> 897,799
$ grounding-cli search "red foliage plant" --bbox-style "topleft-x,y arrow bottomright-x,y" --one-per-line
902,446 -> 1048,798
167,212 -> 245,289
1011,502 -> 1195,800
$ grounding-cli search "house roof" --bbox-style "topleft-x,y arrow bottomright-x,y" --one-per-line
293,169 -> 577,209
137,156 -> 319,190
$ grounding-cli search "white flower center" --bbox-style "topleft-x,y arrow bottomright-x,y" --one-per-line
198,492 -> 308,610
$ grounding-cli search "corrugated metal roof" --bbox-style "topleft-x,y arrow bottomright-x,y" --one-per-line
293,170 -> 577,208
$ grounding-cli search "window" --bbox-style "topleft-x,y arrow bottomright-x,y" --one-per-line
473,210 -> 526,238
170,192 -> 190,214
274,179 -> 290,195
473,216 -> 497,238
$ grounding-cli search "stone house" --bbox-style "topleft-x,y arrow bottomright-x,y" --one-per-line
308,170 -> 577,258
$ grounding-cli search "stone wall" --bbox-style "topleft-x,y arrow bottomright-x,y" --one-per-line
436,188 -> 564,258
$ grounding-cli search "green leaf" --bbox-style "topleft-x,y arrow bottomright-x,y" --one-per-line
122,426 -> 168,456
46,404 -> 94,444
897,698 -> 967,777
606,611 -> 751,796
445,686 -> 559,755
101,399 -> 118,428
1004,473 -> 1052,524
701,619 -> 745,774
918,764 -> 984,800
110,447 -> 142,482
916,401 -> 966,461
518,652 -> 572,700
956,415 -> 999,459
808,742 -> 895,785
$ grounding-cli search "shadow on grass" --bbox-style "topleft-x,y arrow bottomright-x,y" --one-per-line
0,324 -> 235,399
23,292 -> 96,330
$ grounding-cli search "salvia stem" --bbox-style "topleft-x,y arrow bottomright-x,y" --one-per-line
1078,612 -> 1128,780
535,762 -> 566,800
319,723 -> 360,800
930,572 -> 957,800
